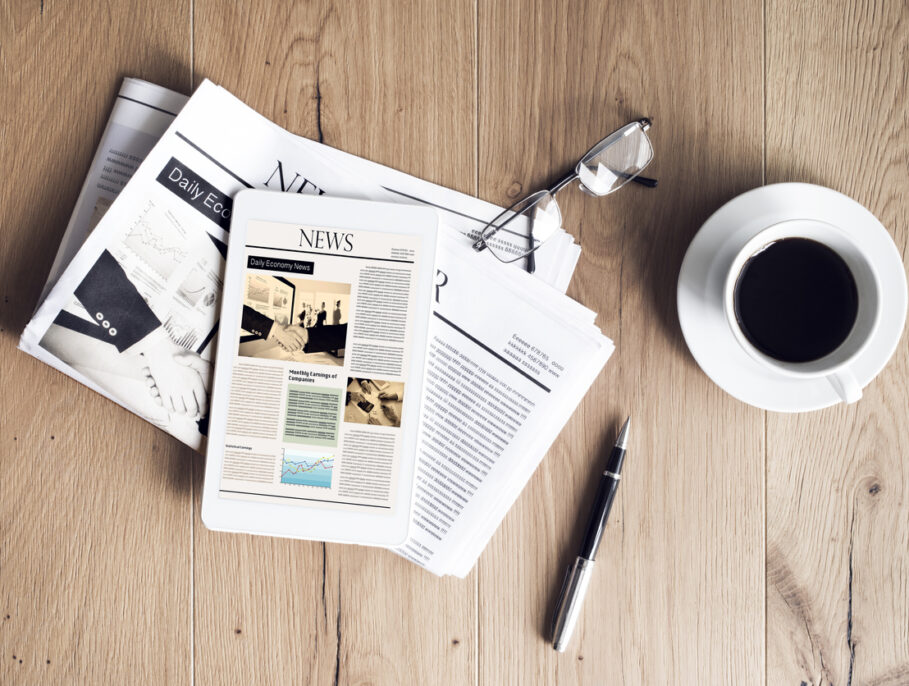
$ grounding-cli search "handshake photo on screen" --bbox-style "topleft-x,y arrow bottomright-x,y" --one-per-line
238,274 -> 350,366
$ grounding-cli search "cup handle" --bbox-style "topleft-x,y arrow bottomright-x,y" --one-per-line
827,369 -> 862,404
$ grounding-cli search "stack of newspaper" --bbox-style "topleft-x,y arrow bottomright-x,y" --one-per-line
20,79 -> 614,577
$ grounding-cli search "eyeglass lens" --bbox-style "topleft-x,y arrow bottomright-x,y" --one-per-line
479,190 -> 563,263
576,123 -> 654,196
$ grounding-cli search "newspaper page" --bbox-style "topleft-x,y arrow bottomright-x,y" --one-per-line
395,232 -> 614,576
209,212 -> 434,515
40,79 -> 189,301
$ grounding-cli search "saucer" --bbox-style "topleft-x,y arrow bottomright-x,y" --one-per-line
677,183 -> 907,412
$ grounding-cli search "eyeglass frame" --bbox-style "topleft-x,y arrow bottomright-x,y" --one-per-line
472,117 -> 656,273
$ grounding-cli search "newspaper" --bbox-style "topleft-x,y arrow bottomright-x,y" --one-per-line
21,78 -> 614,576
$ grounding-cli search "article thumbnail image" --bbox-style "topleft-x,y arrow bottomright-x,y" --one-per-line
344,377 -> 404,428
238,274 -> 350,367
281,450 -> 334,489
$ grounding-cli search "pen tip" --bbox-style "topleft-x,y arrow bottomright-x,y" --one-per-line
615,416 -> 630,450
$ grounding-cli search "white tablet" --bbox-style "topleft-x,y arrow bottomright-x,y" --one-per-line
201,191 -> 438,546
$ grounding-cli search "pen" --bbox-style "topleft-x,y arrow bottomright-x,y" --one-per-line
551,416 -> 630,652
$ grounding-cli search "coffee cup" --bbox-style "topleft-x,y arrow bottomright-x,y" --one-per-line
722,219 -> 881,404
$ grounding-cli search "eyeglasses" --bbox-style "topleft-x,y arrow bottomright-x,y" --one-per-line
472,118 -> 656,272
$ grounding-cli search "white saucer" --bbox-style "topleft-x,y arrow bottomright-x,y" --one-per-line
677,183 -> 907,412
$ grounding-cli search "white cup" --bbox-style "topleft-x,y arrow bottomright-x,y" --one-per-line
723,219 -> 882,404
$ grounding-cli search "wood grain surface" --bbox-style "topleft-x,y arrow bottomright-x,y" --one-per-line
1,1 -> 906,685
765,2 -> 909,685
476,1 -> 767,684
0,2 -> 195,684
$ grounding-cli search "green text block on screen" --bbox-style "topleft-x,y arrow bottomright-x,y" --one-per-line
283,384 -> 342,446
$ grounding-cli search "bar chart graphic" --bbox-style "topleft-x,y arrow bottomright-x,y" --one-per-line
281,451 -> 335,489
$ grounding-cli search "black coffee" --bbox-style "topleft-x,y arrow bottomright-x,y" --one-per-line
733,238 -> 858,363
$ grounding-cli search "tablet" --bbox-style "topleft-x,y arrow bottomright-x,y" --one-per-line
201,191 -> 438,546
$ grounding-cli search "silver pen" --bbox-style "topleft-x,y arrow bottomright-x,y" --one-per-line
551,417 -> 630,652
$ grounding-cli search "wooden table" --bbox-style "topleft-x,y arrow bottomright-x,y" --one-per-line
2,1 -> 907,684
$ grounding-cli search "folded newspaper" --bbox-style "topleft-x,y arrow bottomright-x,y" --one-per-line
20,78 -> 614,576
